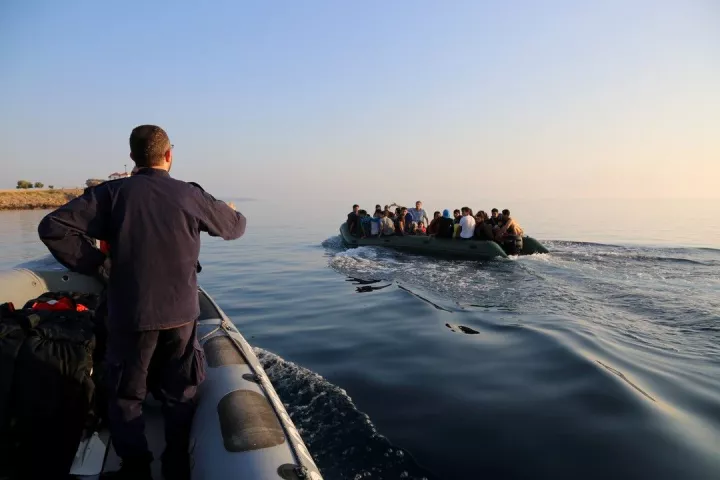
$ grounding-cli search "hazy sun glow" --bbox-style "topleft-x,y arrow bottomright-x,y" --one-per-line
0,1 -> 718,202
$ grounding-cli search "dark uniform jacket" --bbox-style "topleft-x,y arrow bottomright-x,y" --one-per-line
38,168 -> 246,332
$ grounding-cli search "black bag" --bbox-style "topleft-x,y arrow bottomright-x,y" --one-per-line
0,317 -> 26,467
0,293 -> 99,479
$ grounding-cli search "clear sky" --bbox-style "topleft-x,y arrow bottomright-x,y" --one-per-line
1,0 -> 718,205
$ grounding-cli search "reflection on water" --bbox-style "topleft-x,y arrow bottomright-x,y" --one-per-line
346,277 -> 393,293
0,210 -> 52,269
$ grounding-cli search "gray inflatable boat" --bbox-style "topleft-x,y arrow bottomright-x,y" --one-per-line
0,260 -> 323,480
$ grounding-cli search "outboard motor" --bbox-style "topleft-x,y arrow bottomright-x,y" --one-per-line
502,235 -> 523,255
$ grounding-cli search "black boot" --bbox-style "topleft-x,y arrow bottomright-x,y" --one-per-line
161,451 -> 190,480
100,454 -> 153,480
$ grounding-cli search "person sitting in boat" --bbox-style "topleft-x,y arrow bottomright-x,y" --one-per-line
395,207 -> 409,236
408,201 -> 429,226
383,205 -> 394,219
495,209 -> 524,240
453,209 -> 462,224
489,208 -> 500,226
435,210 -> 455,238
427,211 -> 441,235
474,211 -> 494,240
404,207 -> 414,231
368,209 -> 383,237
380,210 -> 395,235
358,210 -> 372,237
347,204 -> 361,236
458,207 -> 476,240
414,221 -> 427,235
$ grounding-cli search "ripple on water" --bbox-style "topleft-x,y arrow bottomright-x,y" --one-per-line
319,238 -> 720,479
256,348 -> 435,480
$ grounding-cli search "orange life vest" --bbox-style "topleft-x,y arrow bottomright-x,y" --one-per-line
31,297 -> 89,312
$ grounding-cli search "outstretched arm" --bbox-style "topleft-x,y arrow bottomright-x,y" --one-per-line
189,183 -> 246,240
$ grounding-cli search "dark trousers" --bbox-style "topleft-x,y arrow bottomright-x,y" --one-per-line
106,321 -> 206,462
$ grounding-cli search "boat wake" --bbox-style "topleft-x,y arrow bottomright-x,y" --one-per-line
256,348 -> 435,480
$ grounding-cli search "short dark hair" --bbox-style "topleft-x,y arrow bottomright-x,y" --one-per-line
461,206 -> 470,214
433,211 -> 440,217
353,204 -> 359,209
453,209 -> 461,215
491,208 -> 498,213
502,209 -> 510,216
129,125 -> 171,167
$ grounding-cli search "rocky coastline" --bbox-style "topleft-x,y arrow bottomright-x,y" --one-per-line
0,189 -> 83,211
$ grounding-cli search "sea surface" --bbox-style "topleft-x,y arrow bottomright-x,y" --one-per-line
1,199 -> 719,480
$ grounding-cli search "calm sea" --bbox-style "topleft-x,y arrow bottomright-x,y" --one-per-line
1,198 -> 719,480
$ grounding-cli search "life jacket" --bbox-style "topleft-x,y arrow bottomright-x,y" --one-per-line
30,297 -> 89,312
25,292 -> 97,313
506,219 -> 524,237
453,224 -> 461,238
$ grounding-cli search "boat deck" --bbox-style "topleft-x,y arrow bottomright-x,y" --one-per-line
2,265 -> 323,480
92,398 -> 165,479
78,293 -> 223,479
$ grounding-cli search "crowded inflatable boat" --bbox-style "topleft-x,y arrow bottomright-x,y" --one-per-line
341,201 -> 549,259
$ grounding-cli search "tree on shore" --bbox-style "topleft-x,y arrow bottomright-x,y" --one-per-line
16,180 -> 32,189
48,185 -> 54,190
86,179 -> 105,188
34,182 -> 44,188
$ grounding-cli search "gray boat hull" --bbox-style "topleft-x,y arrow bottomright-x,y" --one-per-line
0,261 -> 323,480
339,223 -> 548,259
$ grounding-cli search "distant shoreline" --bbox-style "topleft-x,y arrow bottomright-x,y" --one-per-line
0,189 -> 83,211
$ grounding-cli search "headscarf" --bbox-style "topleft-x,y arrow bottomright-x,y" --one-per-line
442,209 -> 451,218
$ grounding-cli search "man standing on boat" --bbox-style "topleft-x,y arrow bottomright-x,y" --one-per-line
38,125 -> 246,480
408,200 -> 429,227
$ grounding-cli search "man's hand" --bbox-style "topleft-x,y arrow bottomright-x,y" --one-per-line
97,257 -> 111,287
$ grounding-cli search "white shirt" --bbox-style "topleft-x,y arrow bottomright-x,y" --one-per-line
380,217 -> 395,235
459,215 -> 476,239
